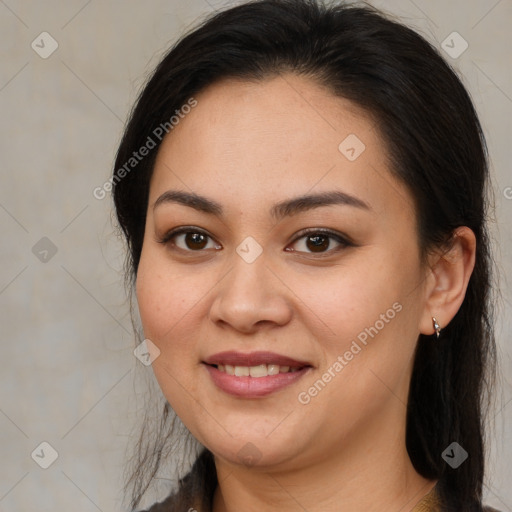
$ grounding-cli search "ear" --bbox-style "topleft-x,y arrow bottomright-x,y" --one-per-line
419,226 -> 476,336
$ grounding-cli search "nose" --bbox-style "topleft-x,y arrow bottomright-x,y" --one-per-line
208,249 -> 293,334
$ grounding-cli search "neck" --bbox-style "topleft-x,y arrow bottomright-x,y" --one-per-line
211,403 -> 436,512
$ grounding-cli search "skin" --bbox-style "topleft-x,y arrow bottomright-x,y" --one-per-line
135,74 -> 476,512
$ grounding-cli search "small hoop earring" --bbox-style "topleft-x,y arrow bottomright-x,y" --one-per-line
432,317 -> 441,339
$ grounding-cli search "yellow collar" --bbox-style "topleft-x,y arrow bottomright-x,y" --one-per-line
201,484 -> 442,512
411,484 -> 442,511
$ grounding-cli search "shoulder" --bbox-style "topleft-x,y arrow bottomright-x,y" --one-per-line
137,449 -> 215,512
420,481 -> 504,512
136,485 -> 204,512
139,496 -> 171,512
137,492 -> 204,512
137,493 -> 175,512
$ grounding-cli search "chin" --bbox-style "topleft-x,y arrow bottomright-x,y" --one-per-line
192,420 -> 311,471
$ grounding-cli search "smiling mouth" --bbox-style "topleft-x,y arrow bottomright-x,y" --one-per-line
203,361 -> 312,398
207,363 -> 304,377
202,350 -> 313,397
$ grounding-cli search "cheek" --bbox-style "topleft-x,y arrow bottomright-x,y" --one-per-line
291,258 -> 398,341
135,257 -> 206,417
135,254 -> 209,343
292,247 -> 422,379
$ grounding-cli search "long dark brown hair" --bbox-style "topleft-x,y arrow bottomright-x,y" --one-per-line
112,1 -> 497,510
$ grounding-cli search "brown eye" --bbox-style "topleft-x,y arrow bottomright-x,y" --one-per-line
287,229 -> 352,255
183,232 -> 208,250
158,227 -> 221,252
305,234 -> 330,252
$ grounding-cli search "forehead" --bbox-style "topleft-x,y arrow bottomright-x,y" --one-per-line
149,74 -> 413,219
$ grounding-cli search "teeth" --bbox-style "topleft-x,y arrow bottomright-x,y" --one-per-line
249,364 -> 268,377
267,364 -> 280,376
234,366 -> 250,377
216,364 -> 301,377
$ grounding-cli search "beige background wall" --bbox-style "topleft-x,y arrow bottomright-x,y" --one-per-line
1,0 -> 510,510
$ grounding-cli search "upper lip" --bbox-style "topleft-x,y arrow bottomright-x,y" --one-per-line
203,351 -> 312,368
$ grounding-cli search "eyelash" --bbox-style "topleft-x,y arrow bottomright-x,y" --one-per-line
156,226 -> 354,256
289,228 -> 354,254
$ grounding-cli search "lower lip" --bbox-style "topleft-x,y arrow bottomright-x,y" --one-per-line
203,364 -> 311,398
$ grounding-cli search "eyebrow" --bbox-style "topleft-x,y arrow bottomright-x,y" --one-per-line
153,189 -> 371,219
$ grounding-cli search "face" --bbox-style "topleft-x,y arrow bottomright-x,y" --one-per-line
136,74 -> 430,470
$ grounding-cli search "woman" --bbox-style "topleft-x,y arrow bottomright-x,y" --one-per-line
112,1 -> 499,510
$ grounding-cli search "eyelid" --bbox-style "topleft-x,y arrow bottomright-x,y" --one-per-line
156,226 -> 221,248
156,226 -> 354,254
287,228 -> 354,253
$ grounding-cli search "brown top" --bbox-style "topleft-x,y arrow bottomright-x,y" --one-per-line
410,485 -> 501,512
145,480 -> 502,512
411,485 -> 442,511
191,484 -> 441,511
142,451 -> 501,512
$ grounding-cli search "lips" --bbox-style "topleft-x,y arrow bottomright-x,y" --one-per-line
203,351 -> 311,368
202,351 -> 312,398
